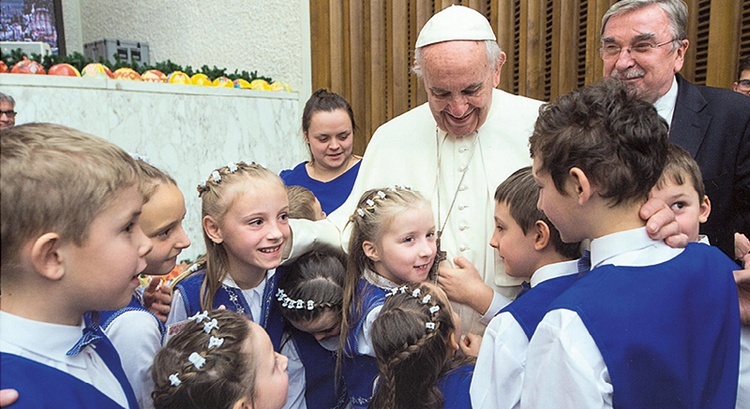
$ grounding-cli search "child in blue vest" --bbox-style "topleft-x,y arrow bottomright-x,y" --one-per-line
100,158 -> 191,409
0,123 -> 152,408
370,282 -> 474,409
470,166 -> 582,409
151,309 -> 289,409
276,249 -> 348,409
522,80 -> 741,408
338,186 -> 438,408
166,161 -> 305,408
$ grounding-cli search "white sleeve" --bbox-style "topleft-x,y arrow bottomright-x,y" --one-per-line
470,312 -> 527,409
281,336 -> 308,409
479,291 -> 512,325
356,305 -> 384,357
521,309 -> 613,409
738,326 -> 750,409
103,310 -> 162,409
166,288 -> 188,326
284,218 -> 344,263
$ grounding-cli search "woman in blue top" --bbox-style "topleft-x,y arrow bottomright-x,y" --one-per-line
280,89 -> 361,215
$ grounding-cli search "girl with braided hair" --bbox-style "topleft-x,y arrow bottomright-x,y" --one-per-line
337,186 -> 438,408
152,309 -> 289,409
370,282 -> 474,409
166,161 -> 306,408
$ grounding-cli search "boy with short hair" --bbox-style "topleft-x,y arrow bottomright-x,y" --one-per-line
470,166 -> 582,409
650,143 -> 711,244
522,80 -> 741,408
0,123 -> 153,408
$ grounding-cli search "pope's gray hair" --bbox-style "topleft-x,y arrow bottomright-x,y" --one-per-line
413,40 -> 503,77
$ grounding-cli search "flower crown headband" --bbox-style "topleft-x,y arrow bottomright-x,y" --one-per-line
355,185 -> 412,218
386,286 -> 441,332
168,311 -> 226,388
276,288 -> 340,311
197,161 -> 259,197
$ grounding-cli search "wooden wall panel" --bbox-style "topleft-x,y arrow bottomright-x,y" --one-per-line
311,0 -> 750,154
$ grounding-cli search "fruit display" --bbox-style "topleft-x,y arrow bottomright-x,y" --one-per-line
47,63 -> 81,77
81,63 -> 114,78
11,57 -> 46,74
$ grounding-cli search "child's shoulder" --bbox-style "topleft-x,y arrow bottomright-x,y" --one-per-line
1,353 -> 125,408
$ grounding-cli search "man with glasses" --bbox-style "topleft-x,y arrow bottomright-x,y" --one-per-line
0,93 -> 16,130
601,0 -> 750,260
734,56 -> 750,96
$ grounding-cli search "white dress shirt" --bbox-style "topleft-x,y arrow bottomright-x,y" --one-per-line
471,260 -> 579,409
0,310 -> 128,408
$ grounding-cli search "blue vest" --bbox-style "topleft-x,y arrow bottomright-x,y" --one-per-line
437,364 -> 474,409
1,323 -> 139,409
501,273 -> 579,339
342,279 -> 388,408
549,243 -> 740,408
174,270 -> 285,351
99,293 -> 166,341
288,328 -> 348,409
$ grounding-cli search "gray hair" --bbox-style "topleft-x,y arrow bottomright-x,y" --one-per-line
0,92 -> 15,108
413,40 -> 503,77
602,0 -> 688,52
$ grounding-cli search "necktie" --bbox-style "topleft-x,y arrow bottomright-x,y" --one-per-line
66,314 -> 104,356
577,250 -> 592,275
517,281 -> 532,298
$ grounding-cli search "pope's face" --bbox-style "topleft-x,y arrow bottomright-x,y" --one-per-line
419,41 -> 503,137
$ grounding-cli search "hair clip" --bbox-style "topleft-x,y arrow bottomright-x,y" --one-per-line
366,199 -> 375,207
211,170 -> 222,183
189,352 -> 206,369
422,294 -> 431,304
386,287 -> 399,297
203,318 -> 219,334
276,288 -> 285,301
169,373 -> 182,387
189,311 -> 209,324
295,300 -> 304,309
357,208 -> 366,217
399,286 -> 408,294
208,336 -> 224,349
429,305 -> 440,314
425,322 -> 436,331
377,191 -> 386,199
412,289 -> 421,298
130,153 -> 152,164
282,298 -> 291,308
226,162 -> 238,173
307,300 -> 315,310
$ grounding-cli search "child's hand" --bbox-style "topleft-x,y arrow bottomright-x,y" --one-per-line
735,233 -> 750,262
143,277 -> 172,323
0,389 -> 18,407
735,262 -> 750,325
438,257 -> 494,315
459,333 -> 482,357
640,197 -> 689,247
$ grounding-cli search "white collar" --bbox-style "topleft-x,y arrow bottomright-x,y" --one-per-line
589,227 -> 668,269
529,259 -> 580,287
223,269 -> 274,293
653,76 -> 679,125
0,310 -> 90,369
363,268 -> 400,291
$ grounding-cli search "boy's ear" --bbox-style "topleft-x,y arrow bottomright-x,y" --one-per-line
203,215 -> 223,244
698,195 -> 712,224
30,233 -> 66,281
449,331 -> 460,351
231,396 -> 253,409
568,167 -> 593,205
533,220 -> 551,251
362,240 -> 380,261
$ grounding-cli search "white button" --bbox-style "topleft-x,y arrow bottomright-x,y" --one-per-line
459,185 -> 467,191
458,165 -> 467,172
459,147 -> 468,153
459,205 -> 468,210
459,245 -> 468,251
459,225 -> 467,231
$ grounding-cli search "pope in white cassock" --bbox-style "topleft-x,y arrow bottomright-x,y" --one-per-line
288,5 -> 543,336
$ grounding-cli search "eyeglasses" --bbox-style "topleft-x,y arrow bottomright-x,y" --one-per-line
0,110 -> 16,118
600,38 -> 677,59
738,79 -> 750,88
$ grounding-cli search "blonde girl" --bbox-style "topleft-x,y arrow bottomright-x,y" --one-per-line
370,282 -> 474,409
100,158 -> 191,409
152,309 -> 289,409
338,186 -> 438,408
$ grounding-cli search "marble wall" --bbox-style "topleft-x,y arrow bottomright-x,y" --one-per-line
0,74 -> 309,262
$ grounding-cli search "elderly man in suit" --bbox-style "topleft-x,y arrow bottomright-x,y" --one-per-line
600,0 -> 750,258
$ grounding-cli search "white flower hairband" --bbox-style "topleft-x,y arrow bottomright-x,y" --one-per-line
385,286 -> 441,332
276,288 -> 317,311
169,311 -> 227,388
197,161 -> 245,196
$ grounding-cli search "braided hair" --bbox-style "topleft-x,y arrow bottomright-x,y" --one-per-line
151,309 -> 258,409
370,282 -> 472,409
276,249 -> 345,324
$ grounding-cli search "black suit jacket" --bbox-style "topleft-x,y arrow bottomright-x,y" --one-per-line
670,74 -> 750,257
